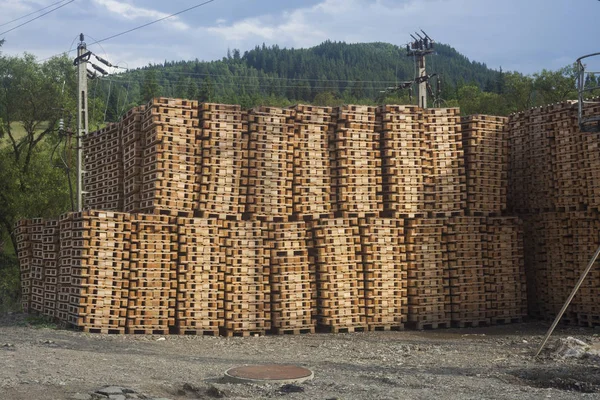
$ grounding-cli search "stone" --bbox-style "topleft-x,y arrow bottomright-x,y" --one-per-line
97,387 -> 125,396
206,385 -> 227,398
280,384 -> 305,393
108,396 -> 126,400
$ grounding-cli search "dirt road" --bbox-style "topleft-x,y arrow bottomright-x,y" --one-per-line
1,314 -> 599,400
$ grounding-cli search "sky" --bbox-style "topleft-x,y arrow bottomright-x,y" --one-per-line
0,0 -> 599,75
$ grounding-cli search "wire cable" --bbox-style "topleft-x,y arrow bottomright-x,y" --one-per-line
37,0 -> 217,63
0,0 -> 75,37
89,0 -> 216,46
0,0 -> 69,28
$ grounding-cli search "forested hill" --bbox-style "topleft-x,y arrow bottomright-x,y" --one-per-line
100,41 -> 502,116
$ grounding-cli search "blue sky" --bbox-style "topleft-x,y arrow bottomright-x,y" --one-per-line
1,0 -> 599,74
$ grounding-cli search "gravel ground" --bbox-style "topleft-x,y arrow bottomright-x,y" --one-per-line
1,314 -> 600,400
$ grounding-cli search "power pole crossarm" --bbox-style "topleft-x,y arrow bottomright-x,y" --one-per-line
75,33 -> 88,212
407,30 -> 435,108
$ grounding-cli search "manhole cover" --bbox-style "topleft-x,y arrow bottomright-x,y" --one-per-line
224,364 -> 314,384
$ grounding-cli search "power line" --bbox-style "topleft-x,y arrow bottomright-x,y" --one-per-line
39,0 -> 217,63
89,0 -> 217,47
98,76 -> 389,92
0,0 -> 70,28
106,71 -> 401,85
0,0 -> 75,37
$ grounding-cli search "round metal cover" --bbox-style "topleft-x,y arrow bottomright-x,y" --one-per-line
224,364 -> 314,384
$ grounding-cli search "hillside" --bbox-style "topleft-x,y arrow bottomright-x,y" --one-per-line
97,41 -> 503,119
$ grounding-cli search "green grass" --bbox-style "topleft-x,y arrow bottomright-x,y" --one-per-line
1,121 -> 49,145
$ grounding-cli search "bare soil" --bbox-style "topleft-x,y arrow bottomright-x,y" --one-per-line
1,314 -> 600,400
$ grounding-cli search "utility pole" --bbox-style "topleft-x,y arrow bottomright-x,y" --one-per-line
407,30 -> 435,108
74,33 -> 90,211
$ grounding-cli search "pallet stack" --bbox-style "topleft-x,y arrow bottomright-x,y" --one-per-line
550,102 -> 585,211
128,214 -> 176,334
176,217 -> 223,335
571,213 -> 600,327
67,211 -> 130,333
507,111 -> 528,212
486,217 -> 527,324
219,220 -> 270,336
268,221 -> 315,334
461,115 -> 508,215
291,105 -> 333,219
310,218 -> 366,332
83,123 -> 122,210
15,219 -> 32,313
41,219 -> 60,318
246,106 -> 294,220
121,106 -> 146,213
425,108 -> 465,214
359,217 -> 407,330
57,214 -> 74,322
379,105 -> 427,217
330,105 -> 382,217
140,98 -> 200,216
445,216 -> 488,327
530,107 -> 557,211
29,218 -> 45,315
198,103 -> 248,218
405,218 -> 450,329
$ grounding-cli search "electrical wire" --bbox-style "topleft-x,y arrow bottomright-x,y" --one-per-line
90,0 -> 216,47
0,0 -> 70,28
103,79 -> 112,123
39,0 -> 217,63
98,75 -> 387,92
0,0 -> 75,36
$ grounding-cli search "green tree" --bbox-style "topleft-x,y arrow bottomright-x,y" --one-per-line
141,69 -> 160,102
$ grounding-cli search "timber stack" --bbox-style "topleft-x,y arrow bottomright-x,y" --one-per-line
27,96 -> 600,335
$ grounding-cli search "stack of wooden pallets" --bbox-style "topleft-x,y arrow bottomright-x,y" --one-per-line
41,219 -> 60,318
330,105 -> 382,217
29,218 -> 45,315
359,217 -> 407,330
83,123 -> 122,210
127,214 -> 176,334
507,111 -> 528,212
571,212 -> 600,327
219,220 -> 270,336
121,106 -> 146,213
57,214 -> 74,322
198,103 -> 248,218
461,115 -> 508,215
267,221 -> 315,334
405,218 -> 450,329
425,108 -> 465,214
15,219 -> 32,313
309,218 -> 366,333
549,102 -> 585,211
445,216 -> 488,327
291,105 -> 333,220
246,106 -> 294,220
379,105 -> 426,217
176,217 -> 223,335
529,107 -> 556,212
140,98 -> 200,217
14,224 -> 31,308
68,211 -> 131,333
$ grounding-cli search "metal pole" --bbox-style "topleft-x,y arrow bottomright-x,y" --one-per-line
76,34 -> 88,211
535,243 -> 600,357
418,56 -> 427,108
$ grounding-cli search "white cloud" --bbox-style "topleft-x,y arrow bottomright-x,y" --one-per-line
92,0 -> 188,30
